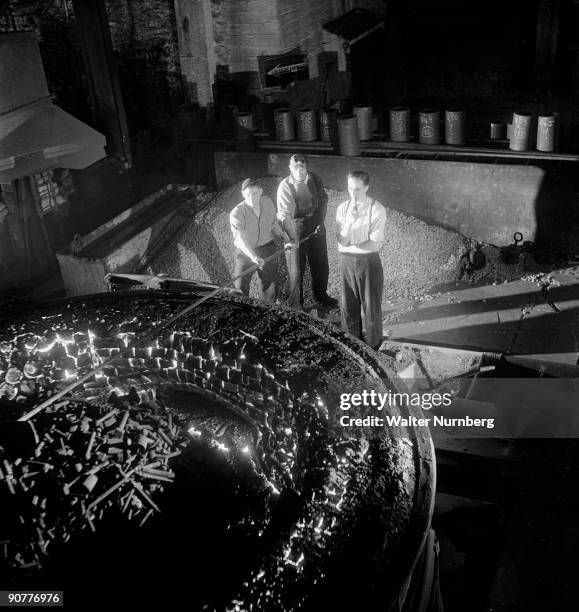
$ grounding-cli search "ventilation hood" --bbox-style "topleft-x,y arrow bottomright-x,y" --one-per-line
0,32 -> 106,182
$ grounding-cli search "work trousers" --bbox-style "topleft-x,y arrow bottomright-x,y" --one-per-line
340,252 -> 384,349
284,217 -> 329,309
233,241 -> 277,303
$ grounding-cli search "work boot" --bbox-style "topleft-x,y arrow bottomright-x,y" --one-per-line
313,295 -> 339,310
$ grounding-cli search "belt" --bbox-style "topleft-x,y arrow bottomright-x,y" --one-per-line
255,241 -> 275,248
288,214 -> 315,221
340,251 -> 380,258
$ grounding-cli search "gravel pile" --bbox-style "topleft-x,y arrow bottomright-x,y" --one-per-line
150,178 -> 288,299
149,179 -> 543,303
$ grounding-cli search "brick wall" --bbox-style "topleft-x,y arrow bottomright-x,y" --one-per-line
211,0 -> 281,80
212,0 -> 232,68
106,0 -> 183,126
277,0 -> 335,78
174,1 -> 206,105
175,0 -> 385,105
209,0 -> 343,93
229,0 -> 281,71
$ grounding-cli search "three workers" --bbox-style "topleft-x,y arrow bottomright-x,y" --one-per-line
229,157 -> 385,350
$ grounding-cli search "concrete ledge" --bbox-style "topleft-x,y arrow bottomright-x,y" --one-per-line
214,151 -> 578,248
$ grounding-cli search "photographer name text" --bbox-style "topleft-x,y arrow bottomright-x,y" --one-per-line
339,390 -> 495,429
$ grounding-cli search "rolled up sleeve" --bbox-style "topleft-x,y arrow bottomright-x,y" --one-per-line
230,206 -> 247,250
369,201 -> 387,245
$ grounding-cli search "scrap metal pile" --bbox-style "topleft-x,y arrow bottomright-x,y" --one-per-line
2,398 -> 185,567
0,292 -> 428,610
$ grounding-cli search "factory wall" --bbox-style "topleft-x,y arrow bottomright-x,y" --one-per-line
172,0 -> 283,104
101,0 -> 579,132
172,0 -> 384,106
105,0 -> 183,130
374,0 -> 579,139
277,0 -> 336,79
174,0 -> 215,106
227,0 -> 281,73
401,0 -> 535,103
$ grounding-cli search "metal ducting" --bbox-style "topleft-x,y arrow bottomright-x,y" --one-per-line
0,31 -> 106,182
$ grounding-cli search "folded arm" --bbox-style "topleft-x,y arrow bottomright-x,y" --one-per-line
336,201 -> 386,254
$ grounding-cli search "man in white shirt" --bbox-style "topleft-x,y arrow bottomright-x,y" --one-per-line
336,170 -> 387,350
230,178 -> 294,302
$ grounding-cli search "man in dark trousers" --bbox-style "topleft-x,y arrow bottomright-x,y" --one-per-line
277,154 -> 338,311
336,170 -> 386,350
230,178 -> 295,302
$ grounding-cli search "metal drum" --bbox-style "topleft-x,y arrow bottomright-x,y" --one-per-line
338,114 -> 361,156
419,109 -> 441,145
444,108 -> 466,145
354,104 -> 374,141
274,108 -> 295,141
537,113 -> 557,152
390,107 -> 411,142
509,111 -> 533,151
297,108 -> 318,142
490,120 -> 505,140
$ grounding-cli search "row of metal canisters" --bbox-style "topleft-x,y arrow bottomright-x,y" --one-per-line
501,111 -> 559,152
266,106 -> 468,156
234,106 -> 559,156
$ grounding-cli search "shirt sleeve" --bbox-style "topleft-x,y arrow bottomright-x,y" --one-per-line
368,200 -> 387,244
277,178 -> 296,222
229,205 -> 247,249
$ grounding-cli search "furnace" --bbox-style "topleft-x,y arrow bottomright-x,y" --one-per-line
0,290 -> 434,610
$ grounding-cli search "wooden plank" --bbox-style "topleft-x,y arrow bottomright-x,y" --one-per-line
69,184 -> 175,251
384,339 -> 489,359
433,435 -> 519,463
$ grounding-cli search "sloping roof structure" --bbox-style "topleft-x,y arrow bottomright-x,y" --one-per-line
0,31 -> 106,182
0,99 -> 106,181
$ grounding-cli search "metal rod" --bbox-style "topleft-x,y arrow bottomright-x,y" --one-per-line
22,181 -> 33,281
18,227 -> 321,422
